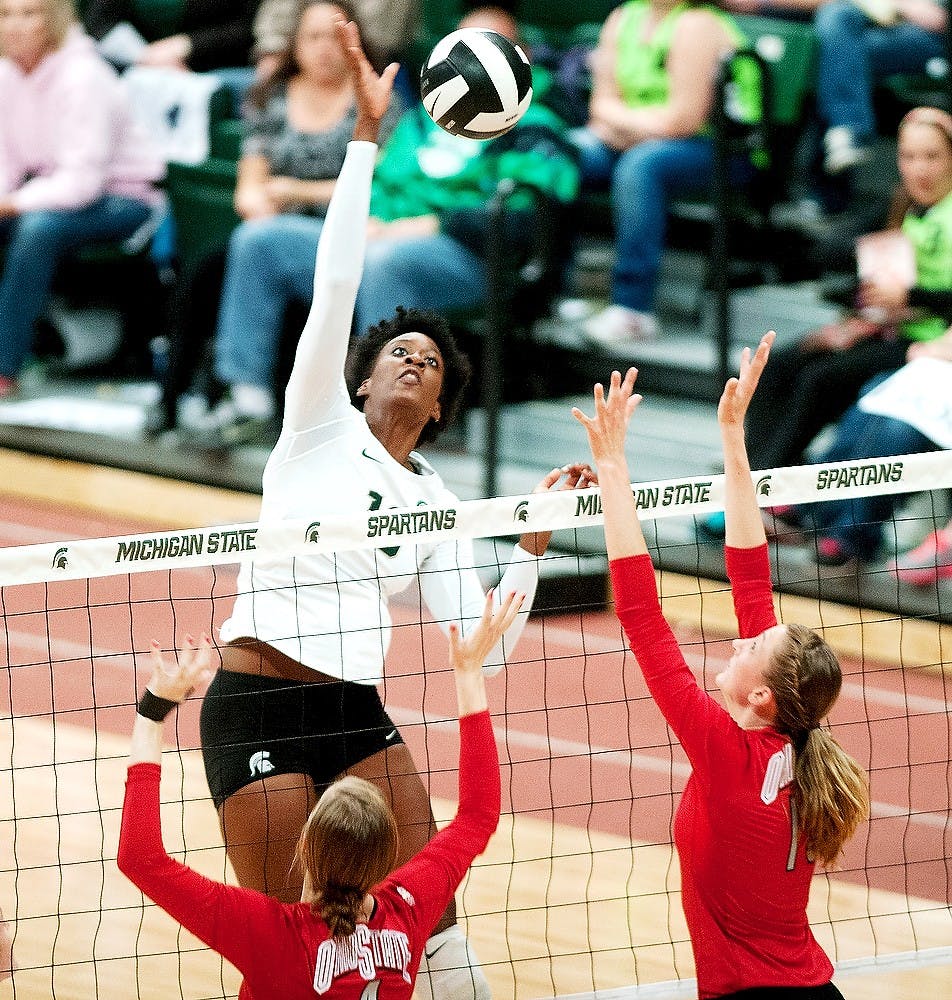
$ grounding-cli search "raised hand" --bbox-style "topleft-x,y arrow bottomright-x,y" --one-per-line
717,331 -> 775,430
145,634 -> 215,705
450,590 -> 524,679
533,463 -> 599,493
572,367 -> 642,469
519,463 -> 599,556
335,18 -> 399,142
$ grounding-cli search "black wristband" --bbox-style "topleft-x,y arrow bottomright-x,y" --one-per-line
137,689 -> 179,722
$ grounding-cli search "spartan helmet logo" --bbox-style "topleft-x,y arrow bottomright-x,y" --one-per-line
248,750 -> 274,777
52,546 -> 69,570
755,475 -> 772,497
513,500 -> 529,523
305,521 -> 321,543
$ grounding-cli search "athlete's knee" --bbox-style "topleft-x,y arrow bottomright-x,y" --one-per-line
415,925 -> 491,1000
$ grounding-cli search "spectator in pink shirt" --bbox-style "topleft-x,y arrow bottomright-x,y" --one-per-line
0,0 -> 164,397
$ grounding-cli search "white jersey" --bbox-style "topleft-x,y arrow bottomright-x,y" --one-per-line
220,141 -> 539,683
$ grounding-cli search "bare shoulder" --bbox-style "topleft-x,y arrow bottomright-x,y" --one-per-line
598,6 -> 625,45
673,7 -> 736,51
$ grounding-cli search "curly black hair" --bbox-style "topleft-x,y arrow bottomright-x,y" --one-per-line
346,306 -> 472,445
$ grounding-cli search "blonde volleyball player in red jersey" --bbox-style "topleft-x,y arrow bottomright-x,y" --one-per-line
573,332 -> 870,999
119,591 -> 521,1000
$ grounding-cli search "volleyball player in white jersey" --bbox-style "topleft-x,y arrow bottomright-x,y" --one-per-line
199,20 -> 594,1000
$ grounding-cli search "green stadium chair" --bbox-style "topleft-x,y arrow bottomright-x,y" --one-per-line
165,158 -> 239,276
129,0 -> 185,42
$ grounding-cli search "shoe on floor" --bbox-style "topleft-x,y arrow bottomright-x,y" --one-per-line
823,127 -> 872,175
814,535 -> 855,567
583,305 -> 658,346
889,528 -> 952,587
183,392 -> 276,449
697,511 -> 726,541
761,505 -> 805,544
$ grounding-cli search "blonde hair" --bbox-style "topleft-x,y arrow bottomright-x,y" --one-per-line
890,105 -> 952,225
900,105 -> 952,147
296,776 -> 399,937
766,624 -> 870,867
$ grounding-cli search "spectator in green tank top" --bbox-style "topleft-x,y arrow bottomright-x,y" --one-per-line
569,0 -> 756,345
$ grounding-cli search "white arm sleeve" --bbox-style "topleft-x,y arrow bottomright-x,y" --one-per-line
282,140 -> 377,432
420,542 -> 541,677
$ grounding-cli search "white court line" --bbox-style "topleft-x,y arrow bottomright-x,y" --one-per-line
542,946 -> 952,999
387,705 -> 950,832
533,622 -> 952,716
5,628 -> 950,830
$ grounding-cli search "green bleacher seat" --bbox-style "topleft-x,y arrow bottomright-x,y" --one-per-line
513,0 -> 615,50
129,0 -> 185,42
210,118 -> 244,161
165,158 -> 239,275
734,14 -> 817,129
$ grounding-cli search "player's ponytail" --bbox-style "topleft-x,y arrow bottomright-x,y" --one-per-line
767,624 -> 870,867
319,883 -> 370,938
297,776 -> 399,937
795,725 -> 869,866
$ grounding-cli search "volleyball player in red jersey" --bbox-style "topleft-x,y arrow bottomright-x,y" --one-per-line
573,331 -> 870,1000
118,590 -> 521,1000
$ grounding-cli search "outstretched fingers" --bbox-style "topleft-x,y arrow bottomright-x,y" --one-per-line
450,590 -> 525,673
146,634 -> 215,703
336,17 -> 397,125
572,368 -> 641,464
718,332 -> 775,425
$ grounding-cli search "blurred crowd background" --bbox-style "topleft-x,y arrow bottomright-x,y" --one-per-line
1,0 -> 951,582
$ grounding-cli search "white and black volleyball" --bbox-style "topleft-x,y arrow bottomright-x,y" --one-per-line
420,28 -> 533,140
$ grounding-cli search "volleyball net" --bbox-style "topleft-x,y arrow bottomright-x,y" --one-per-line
2,452 -> 952,999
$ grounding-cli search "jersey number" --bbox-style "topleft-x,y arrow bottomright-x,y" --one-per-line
368,491 -> 400,557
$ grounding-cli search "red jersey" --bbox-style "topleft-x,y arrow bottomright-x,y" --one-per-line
118,712 -> 499,999
610,544 -> 833,998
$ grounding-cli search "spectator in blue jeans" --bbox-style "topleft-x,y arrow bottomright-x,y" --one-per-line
0,0 -> 163,398
795,325 -> 952,565
569,0 -> 758,346
815,0 -> 949,176
196,5 -> 579,448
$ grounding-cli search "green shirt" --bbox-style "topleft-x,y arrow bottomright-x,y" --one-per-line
902,190 -> 952,342
370,68 -> 579,225
615,0 -> 759,129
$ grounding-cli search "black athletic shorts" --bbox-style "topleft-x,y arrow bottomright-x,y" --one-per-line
199,669 -> 404,809
714,985 -> 844,1000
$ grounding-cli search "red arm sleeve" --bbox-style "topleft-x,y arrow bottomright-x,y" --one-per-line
385,711 -> 500,933
117,763 -> 288,975
725,544 -> 777,638
610,554 -> 741,770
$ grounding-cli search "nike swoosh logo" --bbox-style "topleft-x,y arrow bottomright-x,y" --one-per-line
425,940 -> 449,961
362,448 -> 382,463
385,729 -> 398,741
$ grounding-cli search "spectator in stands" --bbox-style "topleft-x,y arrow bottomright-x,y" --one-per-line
157,0 -> 400,440
570,0 -> 758,344
794,325 -> 952,565
813,0 -> 949,177
83,0 -> 257,72
253,0 -> 418,80
0,0 -> 164,398
193,4 -> 579,447
891,511 -> 952,584
743,106 -> 952,477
